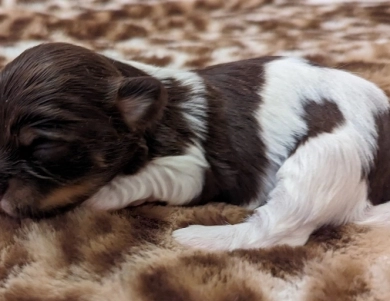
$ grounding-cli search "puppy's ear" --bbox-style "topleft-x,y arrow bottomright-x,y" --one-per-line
115,76 -> 167,130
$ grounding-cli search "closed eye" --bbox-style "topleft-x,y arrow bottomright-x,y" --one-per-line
30,139 -> 70,162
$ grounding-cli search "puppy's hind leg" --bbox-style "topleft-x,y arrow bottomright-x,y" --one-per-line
173,130 -> 370,250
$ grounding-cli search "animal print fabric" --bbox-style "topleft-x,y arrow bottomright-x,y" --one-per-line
1,0 -> 390,300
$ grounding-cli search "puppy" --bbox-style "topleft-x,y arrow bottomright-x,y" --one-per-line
0,42 -> 389,251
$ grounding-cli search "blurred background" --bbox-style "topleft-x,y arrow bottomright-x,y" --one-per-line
0,0 -> 389,70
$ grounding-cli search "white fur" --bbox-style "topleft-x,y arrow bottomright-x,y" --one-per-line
173,127 -> 373,250
173,58 -> 390,250
249,57 -> 388,208
83,144 -> 209,210
356,202 -> 390,226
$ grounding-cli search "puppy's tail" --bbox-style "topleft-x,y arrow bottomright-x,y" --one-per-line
355,202 -> 390,226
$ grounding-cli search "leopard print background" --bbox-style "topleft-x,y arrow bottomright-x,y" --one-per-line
1,0 -> 390,300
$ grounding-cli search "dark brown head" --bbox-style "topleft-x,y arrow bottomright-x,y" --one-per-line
0,42 -> 167,218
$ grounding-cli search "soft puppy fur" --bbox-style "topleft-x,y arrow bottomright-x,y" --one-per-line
0,42 -> 389,251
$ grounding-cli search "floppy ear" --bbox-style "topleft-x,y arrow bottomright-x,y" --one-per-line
115,76 -> 167,130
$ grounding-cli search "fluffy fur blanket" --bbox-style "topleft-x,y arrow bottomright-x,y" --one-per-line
1,0 -> 390,300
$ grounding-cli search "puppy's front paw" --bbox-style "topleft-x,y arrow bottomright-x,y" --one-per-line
172,224 -> 248,251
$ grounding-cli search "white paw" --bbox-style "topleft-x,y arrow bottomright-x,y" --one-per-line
172,223 -> 251,251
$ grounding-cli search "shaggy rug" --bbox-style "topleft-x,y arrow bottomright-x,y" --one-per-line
1,0 -> 390,300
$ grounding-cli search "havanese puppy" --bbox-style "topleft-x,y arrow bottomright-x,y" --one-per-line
0,42 -> 389,251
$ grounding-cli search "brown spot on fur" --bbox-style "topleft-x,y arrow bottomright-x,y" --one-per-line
39,182 -> 95,210
194,57 -> 279,206
290,99 -> 345,155
304,100 -> 345,139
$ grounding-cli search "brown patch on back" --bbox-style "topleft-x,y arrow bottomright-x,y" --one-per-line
290,99 -> 345,155
304,100 -> 345,138
194,57 -> 279,206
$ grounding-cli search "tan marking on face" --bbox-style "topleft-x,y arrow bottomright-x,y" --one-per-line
39,181 -> 96,210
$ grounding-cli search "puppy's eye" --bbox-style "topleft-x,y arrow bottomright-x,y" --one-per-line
31,140 -> 69,162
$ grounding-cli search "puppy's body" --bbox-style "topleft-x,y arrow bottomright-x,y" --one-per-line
1,43 -> 389,250
86,55 -> 390,249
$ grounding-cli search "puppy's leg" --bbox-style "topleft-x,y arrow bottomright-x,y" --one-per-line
173,130 -> 370,250
356,202 -> 390,226
83,145 -> 208,211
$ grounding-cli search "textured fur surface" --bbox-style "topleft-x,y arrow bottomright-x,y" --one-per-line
2,0 -> 390,300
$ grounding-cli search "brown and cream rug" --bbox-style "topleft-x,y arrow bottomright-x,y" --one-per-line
1,0 -> 390,300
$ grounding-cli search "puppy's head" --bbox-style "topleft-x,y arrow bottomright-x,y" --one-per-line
0,42 -> 167,218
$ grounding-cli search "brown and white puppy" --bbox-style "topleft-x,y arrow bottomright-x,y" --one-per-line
0,42 -> 389,251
